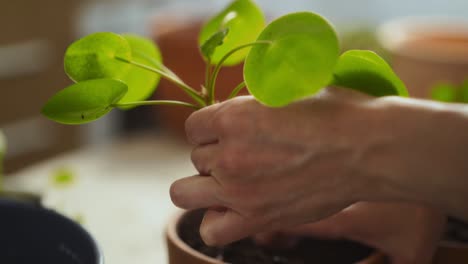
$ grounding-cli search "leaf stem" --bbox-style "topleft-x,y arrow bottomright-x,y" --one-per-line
208,40 -> 272,104
228,82 -> 247,100
112,100 -> 201,109
115,56 -> 206,107
133,51 -> 182,81
205,63 -> 212,94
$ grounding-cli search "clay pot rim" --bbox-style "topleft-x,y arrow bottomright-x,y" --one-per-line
166,210 -> 223,264
377,16 -> 468,64
166,209 -> 385,264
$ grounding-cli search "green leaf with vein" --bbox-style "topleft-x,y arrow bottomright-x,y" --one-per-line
199,0 -> 265,66
42,79 -> 128,125
245,12 -> 340,107
331,50 -> 408,97
200,28 -> 229,61
64,32 -> 132,82
117,34 -> 162,110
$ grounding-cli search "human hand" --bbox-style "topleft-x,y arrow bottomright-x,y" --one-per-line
256,202 -> 446,264
171,87 -> 394,246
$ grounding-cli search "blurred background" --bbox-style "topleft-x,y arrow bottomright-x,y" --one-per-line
1,1 -> 468,263
1,0 -> 467,170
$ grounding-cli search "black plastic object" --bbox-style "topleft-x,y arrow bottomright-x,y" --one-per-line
0,199 -> 103,264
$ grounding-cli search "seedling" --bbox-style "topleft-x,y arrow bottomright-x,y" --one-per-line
42,0 -> 407,125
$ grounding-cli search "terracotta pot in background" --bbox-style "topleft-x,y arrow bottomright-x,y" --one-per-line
150,18 -> 246,137
378,17 -> 468,99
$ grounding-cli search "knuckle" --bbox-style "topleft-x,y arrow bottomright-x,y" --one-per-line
217,150 -> 241,174
190,147 -> 206,174
184,113 -> 198,144
212,110 -> 234,135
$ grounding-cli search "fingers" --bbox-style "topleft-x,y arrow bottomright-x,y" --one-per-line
191,143 -> 219,175
185,103 -> 222,145
200,209 -> 260,246
170,175 -> 223,210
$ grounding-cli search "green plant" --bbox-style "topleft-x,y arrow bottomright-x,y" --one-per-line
431,79 -> 468,103
42,0 -> 407,125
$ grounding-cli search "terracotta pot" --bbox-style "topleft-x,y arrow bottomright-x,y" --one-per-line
167,210 -> 468,264
166,210 -> 387,264
377,17 -> 468,99
151,18 -> 246,137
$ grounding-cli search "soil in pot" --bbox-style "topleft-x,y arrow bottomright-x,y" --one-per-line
179,209 -> 376,264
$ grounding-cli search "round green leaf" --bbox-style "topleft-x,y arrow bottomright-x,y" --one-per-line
118,34 -> 162,110
42,79 -> 128,125
244,12 -> 340,107
331,50 -> 408,97
64,32 -> 132,82
199,0 -> 265,66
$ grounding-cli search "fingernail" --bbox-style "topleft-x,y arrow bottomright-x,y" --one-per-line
200,224 -> 215,246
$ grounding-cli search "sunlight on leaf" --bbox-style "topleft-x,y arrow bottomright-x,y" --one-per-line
42,79 -> 128,125
331,50 -> 408,97
245,12 -> 340,107
199,0 -> 265,66
64,32 -> 132,82
117,34 -> 162,109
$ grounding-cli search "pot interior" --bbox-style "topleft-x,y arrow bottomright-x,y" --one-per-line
0,199 -> 101,264
178,209 -> 376,264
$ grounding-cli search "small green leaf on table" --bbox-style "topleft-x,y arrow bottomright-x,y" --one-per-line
64,32 -> 132,82
431,83 -> 457,102
51,167 -> 76,187
331,50 -> 408,97
245,12 -> 340,107
459,80 -> 468,103
199,0 -> 265,66
42,79 -> 128,125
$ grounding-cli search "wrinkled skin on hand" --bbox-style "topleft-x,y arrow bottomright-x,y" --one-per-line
171,87 -> 388,246
256,202 -> 446,264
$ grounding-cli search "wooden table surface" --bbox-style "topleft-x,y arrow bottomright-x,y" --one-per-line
5,133 -> 195,264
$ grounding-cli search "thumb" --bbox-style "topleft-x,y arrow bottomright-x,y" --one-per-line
200,209 -> 259,246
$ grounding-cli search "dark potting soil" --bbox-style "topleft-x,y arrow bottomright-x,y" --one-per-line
178,209 -> 375,264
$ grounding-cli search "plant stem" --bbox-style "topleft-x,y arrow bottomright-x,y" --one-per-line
208,40 -> 272,104
115,56 -> 206,107
112,100 -> 200,109
228,82 -> 247,100
134,51 -> 182,82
